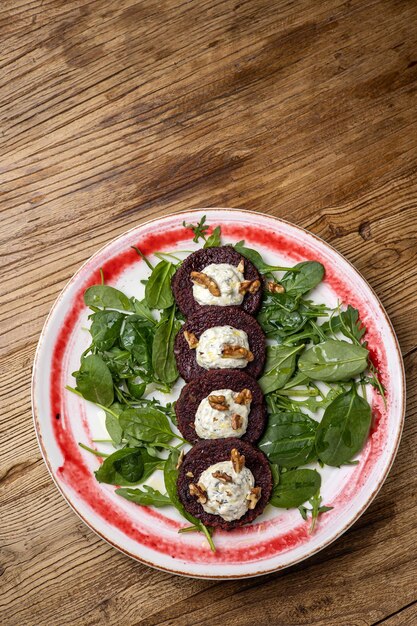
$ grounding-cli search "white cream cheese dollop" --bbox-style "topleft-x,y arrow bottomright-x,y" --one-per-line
196,325 -> 250,370
192,263 -> 244,306
198,460 -> 255,521
195,389 -> 250,439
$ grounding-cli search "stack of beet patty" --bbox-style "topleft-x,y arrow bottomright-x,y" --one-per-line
172,245 -> 272,530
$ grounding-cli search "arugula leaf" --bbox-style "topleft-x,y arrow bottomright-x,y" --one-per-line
145,261 -> 176,309
321,305 -> 365,344
270,469 -> 321,508
95,448 -> 144,485
315,386 -> 372,466
259,344 -> 304,394
90,310 -> 124,351
234,241 -> 296,274
115,485 -> 171,507
84,285 -> 133,311
182,216 -> 210,242
75,355 -> 114,407
281,261 -> 325,295
152,306 -> 181,385
119,407 -> 174,444
259,411 -> 318,467
298,339 -> 369,382
203,226 -> 221,248
164,450 -> 215,552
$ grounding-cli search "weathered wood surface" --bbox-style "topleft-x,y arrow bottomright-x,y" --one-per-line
1,0 -> 416,624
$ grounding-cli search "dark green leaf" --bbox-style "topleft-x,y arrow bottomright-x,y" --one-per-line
234,241 -> 296,274
315,387 -> 372,466
203,226 -> 221,248
119,407 -> 174,444
152,306 -> 181,384
95,448 -> 143,485
120,316 -> 153,371
321,305 -> 365,343
90,310 -> 124,351
104,406 -> 123,445
259,411 -> 318,467
164,450 -> 203,526
183,216 -> 210,243
130,297 -> 156,324
145,261 -> 176,309
115,485 -> 171,507
281,261 -> 325,295
126,379 -> 147,399
259,344 -> 304,394
84,285 -> 133,311
298,339 -> 369,382
75,354 -> 114,407
270,469 -> 321,508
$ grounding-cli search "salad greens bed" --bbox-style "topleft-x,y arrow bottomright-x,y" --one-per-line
69,216 -> 385,552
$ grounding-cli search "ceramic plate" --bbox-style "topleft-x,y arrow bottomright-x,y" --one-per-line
32,209 -> 405,578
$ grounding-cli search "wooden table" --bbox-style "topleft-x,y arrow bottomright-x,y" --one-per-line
2,1 -> 417,624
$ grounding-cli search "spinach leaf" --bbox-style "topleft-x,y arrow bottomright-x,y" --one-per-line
315,387 -> 372,466
321,305 -> 365,344
145,261 -> 176,309
90,310 -> 124,351
259,412 -> 318,467
259,344 -> 304,394
115,485 -> 171,507
130,298 -> 156,324
95,448 -> 144,485
298,339 -> 369,382
281,261 -> 325,295
104,403 -> 124,445
152,306 -> 181,384
119,407 -> 174,444
141,448 -> 166,481
270,469 -> 321,508
120,316 -> 153,371
126,379 -> 147,399
84,285 -> 133,311
234,241 -> 297,274
204,226 -> 221,248
75,354 -> 114,407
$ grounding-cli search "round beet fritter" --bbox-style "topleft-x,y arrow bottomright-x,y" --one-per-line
176,370 -> 266,444
174,307 -> 266,381
177,438 -> 272,530
172,246 -> 262,317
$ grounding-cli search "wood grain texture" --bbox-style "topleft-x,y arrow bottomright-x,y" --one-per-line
1,0 -> 416,624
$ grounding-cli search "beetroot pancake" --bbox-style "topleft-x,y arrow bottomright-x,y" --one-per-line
174,307 -> 266,381
172,246 -> 262,316
177,438 -> 272,530
175,370 -> 266,444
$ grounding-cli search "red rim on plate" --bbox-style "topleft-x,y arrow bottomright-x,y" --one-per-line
32,209 -> 405,578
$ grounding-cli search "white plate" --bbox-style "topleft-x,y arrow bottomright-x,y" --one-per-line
32,209 -> 405,578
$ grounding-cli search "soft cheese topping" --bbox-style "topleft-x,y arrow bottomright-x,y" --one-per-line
198,460 -> 255,521
195,389 -> 250,439
196,325 -> 250,369
192,263 -> 244,306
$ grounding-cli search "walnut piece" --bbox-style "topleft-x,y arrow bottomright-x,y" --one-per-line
186,471 -> 194,478
231,413 -> 243,430
231,448 -> 245,473
246,486 -> 262,509
208,394 -> 229,411
189,483 -> 208,504
175,449 -> 185,470
184,330 -> 199,349
236,259 -> 245,273
239,279 -> 261,295
190,271 -> 221,296
222,344 -> 254,361
267,281 -> 285,294
212,471 -> 233,483
235,388 -> 253,405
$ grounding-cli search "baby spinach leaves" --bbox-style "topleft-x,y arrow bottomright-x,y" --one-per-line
298,339 -> 369,382
75,355 -> 114,407
115,486 -> 171,507
315,386 -> 372,466
281,261 -> 325,296
145,260 -> 176,309
270,469 -> 321,509
95,448 -> 144,485
259,411 -> 318,467
84,285 -> 133,311
90,311 -> 124,351
152,306 -> 180,384
119,407 -> 175,445
234,240 -> 296,274
259,344 -> 304,394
